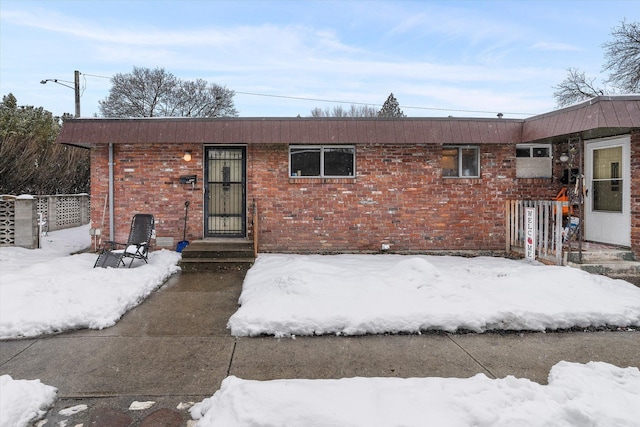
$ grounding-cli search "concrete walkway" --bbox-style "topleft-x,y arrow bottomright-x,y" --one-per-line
1,270 -> 639,426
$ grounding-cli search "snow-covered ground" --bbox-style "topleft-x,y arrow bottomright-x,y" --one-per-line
4,226 -> 638,340
0,225 -> 181,426
0,375 -> 57,427
0,225 -> 181,339
2,226 -> 640,426
191,361 -> 640,427
228,254 -> 640,337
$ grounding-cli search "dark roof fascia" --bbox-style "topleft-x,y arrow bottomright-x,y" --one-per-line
58,116 -> 524,124
57,116 -> 524,147
521,95 -> 640,143
524,95 -> 640,121
56,96 -> 639,148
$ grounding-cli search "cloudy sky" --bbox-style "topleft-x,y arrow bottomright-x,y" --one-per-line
1,0 -> 637,119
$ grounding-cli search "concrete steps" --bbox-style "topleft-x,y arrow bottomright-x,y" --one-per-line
179,240 -> 255,272
566,247 -> 640,285
566,248 -> 636,263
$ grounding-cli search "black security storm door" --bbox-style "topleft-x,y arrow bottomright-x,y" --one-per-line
205,147 -> 246,237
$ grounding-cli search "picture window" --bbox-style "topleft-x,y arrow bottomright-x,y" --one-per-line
289,145 -> 355,178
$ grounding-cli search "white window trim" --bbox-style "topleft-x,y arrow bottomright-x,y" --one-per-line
289,145 -> 356,178
516,143 -> 552,158
443,145 -> 480,178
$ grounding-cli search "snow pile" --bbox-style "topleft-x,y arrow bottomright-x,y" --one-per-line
191,362 -> 640,427
228,254 -> 640,336
0,375 -> 57,427
0,225 -> 181,339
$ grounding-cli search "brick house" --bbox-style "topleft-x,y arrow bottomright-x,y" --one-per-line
57,95 -> 640,259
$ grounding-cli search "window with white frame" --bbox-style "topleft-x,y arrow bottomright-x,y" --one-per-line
442,146 -> 480,178
516,144 -> 552,178
289,145 -> 355,178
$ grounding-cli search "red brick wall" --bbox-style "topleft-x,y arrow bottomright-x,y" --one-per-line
249,143 -> 560,253
90,143 -> 204,247
631,131 -> 640,259
90,141 -> 602,254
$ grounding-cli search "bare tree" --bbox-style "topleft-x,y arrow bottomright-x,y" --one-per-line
552,68 -> 605,108
310,94 -> 409,118
553,20 -> 639,108
603,20 -> 640,94
172,79 -> 237,117
99,67 -> 238,118
310,104 -> 378,117
100,67 -> 177,117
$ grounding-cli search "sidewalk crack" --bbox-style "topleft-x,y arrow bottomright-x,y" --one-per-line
446,334 -> 497,379
0,339 -> 40,369
226,340 -> 238,376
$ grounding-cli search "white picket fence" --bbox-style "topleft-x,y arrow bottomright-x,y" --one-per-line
506,200 -> 564,265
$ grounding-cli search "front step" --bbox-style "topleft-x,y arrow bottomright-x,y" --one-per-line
179,240 -> 255,272
566,247 -> 640,285
566,248 -> 636,263
568,260 -> 640,280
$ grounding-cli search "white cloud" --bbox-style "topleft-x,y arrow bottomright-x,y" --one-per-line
531,41 -> 582,51
2,1 -> 608,118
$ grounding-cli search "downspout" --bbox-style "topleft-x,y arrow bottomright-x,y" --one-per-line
109,143 -> 115,241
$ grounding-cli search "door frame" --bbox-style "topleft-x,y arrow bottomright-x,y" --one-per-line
204,146 -> 247,238
584,135 -> 631,246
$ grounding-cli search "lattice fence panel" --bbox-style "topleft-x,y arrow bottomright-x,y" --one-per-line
36,197 -> 48,218
55,196 -> 81,228
0,200 -> 15,246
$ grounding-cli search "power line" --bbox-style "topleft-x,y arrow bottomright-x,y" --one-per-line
73,72 -> 537,116
82,73 -> 111,79
235,91 -> 536,116
79,73 -> 112,97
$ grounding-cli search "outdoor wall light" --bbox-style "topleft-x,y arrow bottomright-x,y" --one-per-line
183,151 -> 192,162
559,153 -> 569,163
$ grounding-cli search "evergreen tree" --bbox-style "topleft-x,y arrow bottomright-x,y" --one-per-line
377,93 -> 406,117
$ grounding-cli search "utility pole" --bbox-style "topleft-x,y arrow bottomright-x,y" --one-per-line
74,70 -> 81,118
40,70 -> 81,118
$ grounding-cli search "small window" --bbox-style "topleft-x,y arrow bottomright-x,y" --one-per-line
533,147 -> 550,158
443,146 -> 479,178
516,144 -> 551,158
290,145 -> 355,178
516,144 -> 552,178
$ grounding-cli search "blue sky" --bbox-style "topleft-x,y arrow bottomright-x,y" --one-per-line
1,0 -> 637,119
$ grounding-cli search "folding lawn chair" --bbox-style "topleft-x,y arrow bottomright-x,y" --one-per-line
94,214 -> 155,268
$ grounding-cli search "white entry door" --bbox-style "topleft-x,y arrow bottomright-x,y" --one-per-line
584,136 -> 631,246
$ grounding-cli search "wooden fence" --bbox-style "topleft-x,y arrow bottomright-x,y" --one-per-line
506,200 -> 564,265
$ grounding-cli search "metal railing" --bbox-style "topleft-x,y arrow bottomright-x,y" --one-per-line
252,200 -> 259,257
